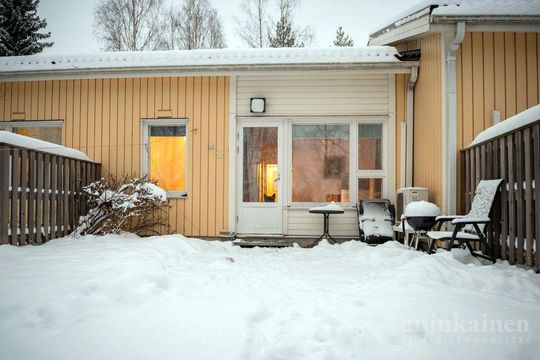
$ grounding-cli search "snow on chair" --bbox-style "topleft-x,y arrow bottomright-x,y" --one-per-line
357,199 -> 395,244
426,179 -> 503,263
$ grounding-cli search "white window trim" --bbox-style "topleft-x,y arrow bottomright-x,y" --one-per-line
355,119 -> 388,202
141,119 -> 189,199
287,117 -> 389,208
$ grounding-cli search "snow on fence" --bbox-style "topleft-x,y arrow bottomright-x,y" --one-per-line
0,137 -> 101,245
461,117 -> 540,269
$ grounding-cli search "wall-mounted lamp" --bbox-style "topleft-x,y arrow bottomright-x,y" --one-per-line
250,98 -> 266,113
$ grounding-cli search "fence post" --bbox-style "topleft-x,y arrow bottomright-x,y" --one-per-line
0,145 -> 9,244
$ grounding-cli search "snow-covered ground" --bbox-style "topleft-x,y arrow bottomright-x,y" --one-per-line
1,235 -> 539,360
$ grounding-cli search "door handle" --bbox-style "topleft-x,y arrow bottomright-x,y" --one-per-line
274,174 -> 280,182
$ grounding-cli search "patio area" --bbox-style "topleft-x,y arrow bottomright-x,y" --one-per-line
0,235 -> 539,360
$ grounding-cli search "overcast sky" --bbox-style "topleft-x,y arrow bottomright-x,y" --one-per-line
39,0 -> 415,54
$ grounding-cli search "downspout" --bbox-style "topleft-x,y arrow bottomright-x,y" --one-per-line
445,22 -> 465,214
405,66 -> 418,187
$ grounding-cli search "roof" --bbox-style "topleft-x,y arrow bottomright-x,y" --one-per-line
370,0 -> 540,44
0,47 -> 410,80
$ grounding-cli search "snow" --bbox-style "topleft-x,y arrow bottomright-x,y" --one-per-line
0,131 -> 92,161
0,235 -> 539,360
309,201 -> 344,212
0,47 -> 400,74
359,202 -> 395,238
371,0 -> 540,37
141,182 -> 167,202
403,200 -> 441,217
468,104 -> 540,147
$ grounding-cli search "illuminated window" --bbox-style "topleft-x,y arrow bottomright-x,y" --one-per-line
1,121 -> 63,144
143,120 -> 188,197
292,124 -> 350,203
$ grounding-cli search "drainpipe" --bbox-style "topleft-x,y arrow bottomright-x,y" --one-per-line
445,22 -> 465,214
405,66 -> 418,188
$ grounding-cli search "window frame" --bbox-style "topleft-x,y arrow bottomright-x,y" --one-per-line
141,119 -> 189,199
355,119 -> 387,203
0,120 -> 64,143
287,117 -> 388,208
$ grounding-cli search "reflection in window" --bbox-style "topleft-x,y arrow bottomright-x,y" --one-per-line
243,127 -> 278,203
358,124 -> 382,170
292,124 -> 349,203
149,125 -> 187,192
358,178 -> 383,201
13,127 -> 62,145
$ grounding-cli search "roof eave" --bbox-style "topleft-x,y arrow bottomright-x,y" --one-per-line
431,15 -> 540,25
0,62 -> 416,82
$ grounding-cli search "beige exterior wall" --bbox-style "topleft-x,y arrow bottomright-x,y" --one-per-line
0,76 -> 230,238
456,32 -> 540,210
395,34 -> 443,206
236,73 -> 390,116
236,72 -> 393,238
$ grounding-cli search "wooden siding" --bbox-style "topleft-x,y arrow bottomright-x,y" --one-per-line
236,73 -> 390,116
0,76 -> 229,238
456,32 -> 540,211
396,35 -> 443,206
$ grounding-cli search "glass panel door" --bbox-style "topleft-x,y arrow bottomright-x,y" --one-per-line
242,127 -> 279,203
238,123 -> 282,234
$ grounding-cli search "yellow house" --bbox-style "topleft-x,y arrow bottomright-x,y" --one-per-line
0,48 -> 415,239
369,0 -> 540,214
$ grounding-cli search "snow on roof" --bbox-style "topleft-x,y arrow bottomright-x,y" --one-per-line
0,131 -> 92,161
468,104 -> 540,147
0,47 -> 401,74
371,0 -> 540,37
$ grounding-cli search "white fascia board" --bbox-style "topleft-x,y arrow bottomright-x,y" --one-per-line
0,63 -> 415,82
368,16 -> 432,46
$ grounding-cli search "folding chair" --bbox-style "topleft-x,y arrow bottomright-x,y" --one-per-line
426,179 -> 503,263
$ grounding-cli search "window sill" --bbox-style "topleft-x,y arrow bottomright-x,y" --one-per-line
166,192 -> 188,199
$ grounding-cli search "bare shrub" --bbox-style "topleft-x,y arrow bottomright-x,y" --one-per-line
76,175 -> 171,236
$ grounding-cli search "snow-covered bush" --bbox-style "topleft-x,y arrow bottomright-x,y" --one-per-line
75,175 -> 170,236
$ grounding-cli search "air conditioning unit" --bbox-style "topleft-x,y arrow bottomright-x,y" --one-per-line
395,187 -> 428,221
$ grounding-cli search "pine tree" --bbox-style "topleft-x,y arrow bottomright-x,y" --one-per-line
268,14 -> 303,47
0,0 -> 53,56
333,26 -> 354,47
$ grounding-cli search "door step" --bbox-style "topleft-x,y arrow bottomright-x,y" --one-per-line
233,238 -> 294,248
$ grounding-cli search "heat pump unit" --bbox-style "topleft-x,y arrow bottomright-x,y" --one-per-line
395,187 -> 428,222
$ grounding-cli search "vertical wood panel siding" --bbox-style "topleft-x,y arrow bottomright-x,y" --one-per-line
456,32 -> 540,211
0,76 -> 229,238
396,35 -> 443,206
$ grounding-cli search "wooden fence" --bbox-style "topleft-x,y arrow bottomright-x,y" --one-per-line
461,120 -> 539,269
0,143 -> 101,245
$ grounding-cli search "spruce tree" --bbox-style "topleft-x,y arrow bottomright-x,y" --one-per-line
0,0 -> 53,56
333,26 -> 354,47
268,15 -> 303,48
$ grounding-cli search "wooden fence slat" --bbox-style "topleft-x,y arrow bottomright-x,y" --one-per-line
507,134 -> 516,264
19,150 -> 28,245
523,128 -> 534,267
11,149 -> 19,245
42,155 -> 51,243
57,158 -> 63,237
35,152 -> 43,244
63,158 -> 70,236
515,131 -> 525,265
499,137 -> 508,260
27,152 -> 36,244
50,156 -> 57,239
492,139 -> 501,258
534,124 -> 540,270
0,145 -> 9,244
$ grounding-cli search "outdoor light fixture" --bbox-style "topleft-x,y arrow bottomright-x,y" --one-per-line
250,98 -> 266,113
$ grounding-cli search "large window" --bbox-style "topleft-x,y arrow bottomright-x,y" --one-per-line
292,124 -> 350,203
357,122 -> 385,202
142,120 -> 187,198
0,121 -> 63,144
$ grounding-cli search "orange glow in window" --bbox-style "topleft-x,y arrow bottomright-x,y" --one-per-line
149,136 -> 186,192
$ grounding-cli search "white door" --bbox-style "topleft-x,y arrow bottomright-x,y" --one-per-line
237,122 -> 283,234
